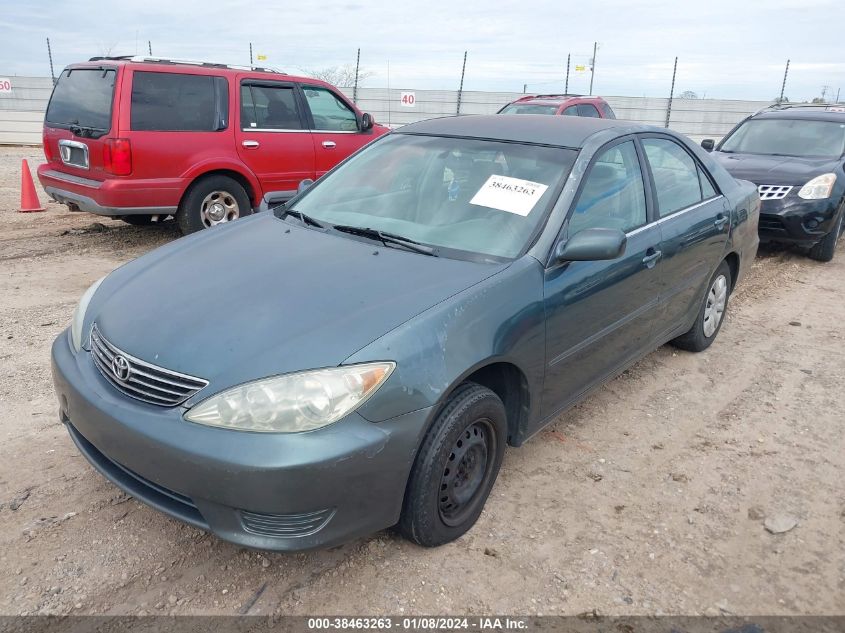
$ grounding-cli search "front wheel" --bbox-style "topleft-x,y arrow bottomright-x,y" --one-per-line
398,383 -> 507,547
177,175 -> 251,235
672,260 -> 732,353
808,209 -> 844,262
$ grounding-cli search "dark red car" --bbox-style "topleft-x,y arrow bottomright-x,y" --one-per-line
498,94 -> 616,119
39,57 -> 388,233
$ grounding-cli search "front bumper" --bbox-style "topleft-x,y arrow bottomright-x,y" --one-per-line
758,196 -> 841,246
51,330 -> 432,551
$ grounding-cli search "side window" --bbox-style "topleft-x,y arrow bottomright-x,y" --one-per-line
577,104 -> 601,118
131,71 -> 226,131
302,86 -> 358,131
642,138 -> 705,217
240,84 -> 304,130
569,141 -> 647,234
562,105 -> 579,116
699,166 -> 717,198
600,103 -> 616,119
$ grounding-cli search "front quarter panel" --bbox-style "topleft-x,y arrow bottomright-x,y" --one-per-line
345,256 -> 546,432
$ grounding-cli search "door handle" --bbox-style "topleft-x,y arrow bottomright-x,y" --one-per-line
322,141 -> 337,149
241,140 -> 260,149
714,214 -> 729,230
642,249 -> 662,268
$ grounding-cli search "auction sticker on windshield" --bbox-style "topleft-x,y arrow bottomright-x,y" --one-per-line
470,175 -> 549,216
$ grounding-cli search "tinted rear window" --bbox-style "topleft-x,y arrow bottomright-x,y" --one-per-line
131,71 -> 228,131
45,68 -> 116,132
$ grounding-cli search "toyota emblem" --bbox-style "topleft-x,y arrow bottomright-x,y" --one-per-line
111,355 -> 131,382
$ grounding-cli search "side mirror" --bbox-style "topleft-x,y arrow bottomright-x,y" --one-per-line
700,139 -> 715,152
554,228 -> 627,262
297,178 -> 315,194
360,112 -> 374,131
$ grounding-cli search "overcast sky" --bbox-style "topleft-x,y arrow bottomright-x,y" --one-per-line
2,0 -> 844,101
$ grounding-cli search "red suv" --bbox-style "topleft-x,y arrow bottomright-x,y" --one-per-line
39,57 -> 388,233
497,94 -> 616,119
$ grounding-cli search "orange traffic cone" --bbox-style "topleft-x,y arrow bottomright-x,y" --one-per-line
19,159 -> 45,213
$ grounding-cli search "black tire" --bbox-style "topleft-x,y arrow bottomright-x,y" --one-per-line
672,260 -> 732,353
808,209 -> 844,263
120,214 -> 155,226
177,175 -> 251,235
399,382 -> 507,547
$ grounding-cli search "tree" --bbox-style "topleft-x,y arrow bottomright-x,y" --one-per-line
678,90 -> 698,99
300,64 -> 374,88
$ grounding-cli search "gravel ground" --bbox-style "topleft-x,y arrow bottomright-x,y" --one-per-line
0,145 -> 843,617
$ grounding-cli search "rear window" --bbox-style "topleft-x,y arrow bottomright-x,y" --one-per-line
131,71 -> 228,132
45,68 -> 116,134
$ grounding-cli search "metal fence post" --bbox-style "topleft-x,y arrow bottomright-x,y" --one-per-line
456,51 -> 467,115
353,48 -> 361,104
665,56 -> 678,128
249,42 -> 253,67
148,41 -> 152,56
589,42 -> 597,95
46,37 -> 56,86
779,60 -> 790,102
565,53 -> 570,94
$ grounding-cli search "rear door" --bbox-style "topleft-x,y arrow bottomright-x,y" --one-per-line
43,66 -> 118,180
300,84 -> 374,177
235,79 -> 315,202
638,135 -> 730,337
542,138 -> 663,416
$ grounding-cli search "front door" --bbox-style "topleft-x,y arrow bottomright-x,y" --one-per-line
542,139 -> 663,418
235,79 -> 316,203
639,136 -> 730,336
300,85 -> 376,177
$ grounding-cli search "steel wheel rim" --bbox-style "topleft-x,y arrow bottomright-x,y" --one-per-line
438,419 -> 496,527
703,274 -> 728,338
200,191 -> 240,227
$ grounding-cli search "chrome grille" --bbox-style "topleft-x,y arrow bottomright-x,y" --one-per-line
90,324 -> 208,407
758,185 -> 793,200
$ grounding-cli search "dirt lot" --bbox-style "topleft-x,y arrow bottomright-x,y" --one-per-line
0,145 -> 842,617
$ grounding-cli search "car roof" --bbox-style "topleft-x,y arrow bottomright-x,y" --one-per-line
508,94 -> 603,106
397,114 -> 641,149
754,106 -> 845,123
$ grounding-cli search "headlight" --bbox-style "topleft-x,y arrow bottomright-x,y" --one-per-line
70,276 -> 106,352
798,173 -> 836,200
184,362 -> 395,433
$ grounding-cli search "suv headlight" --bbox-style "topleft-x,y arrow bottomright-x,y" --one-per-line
798,173 -> 836,200
184,362 -> 395,433
70,276 -> 106,352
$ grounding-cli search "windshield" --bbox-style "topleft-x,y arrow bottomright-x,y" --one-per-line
499,104 -> 559,115
720,118 -> 845,159
288,134 -> 577,260
45,67 -> 116,133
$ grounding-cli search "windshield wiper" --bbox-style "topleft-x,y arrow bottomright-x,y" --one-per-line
331,225 -> 438,256
68,121 -> 106,138
277,207 -> 325,228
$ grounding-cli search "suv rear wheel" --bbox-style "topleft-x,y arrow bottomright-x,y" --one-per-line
177,175 -> 251,235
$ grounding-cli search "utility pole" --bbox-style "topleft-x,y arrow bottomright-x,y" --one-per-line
456,51 -> 468,115
779,60 -> 790,103
249,42 -> 253,67
522,83 -> 527,94
565,53 -> 571,94
836,88 -> 841,104
665,56 -> 678,128
589,42 -> 597,95
46,37 -> 56,85
821,85 -> 830,102
353,48 -> 361,103
148,41 -> 152,56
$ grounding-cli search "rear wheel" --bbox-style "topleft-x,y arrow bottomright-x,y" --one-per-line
808,209 -> 844,262
398,383 -> 507,547
177,175 -> 251,235
672,260 -> 732,352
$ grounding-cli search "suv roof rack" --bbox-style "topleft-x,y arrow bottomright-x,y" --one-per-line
87,55 -> 286,75
517,93 -> 582,101
752,102 -> 844,116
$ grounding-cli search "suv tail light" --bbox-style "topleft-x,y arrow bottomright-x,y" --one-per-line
43,131 -> 54,162
103,138 -> 132,176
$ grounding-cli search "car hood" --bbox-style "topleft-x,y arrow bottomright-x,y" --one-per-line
712,151 -> 839,185
89,213 -> 507,398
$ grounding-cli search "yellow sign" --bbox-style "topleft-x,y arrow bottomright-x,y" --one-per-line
256,54 -> 267,61
575,65 -> 586,72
